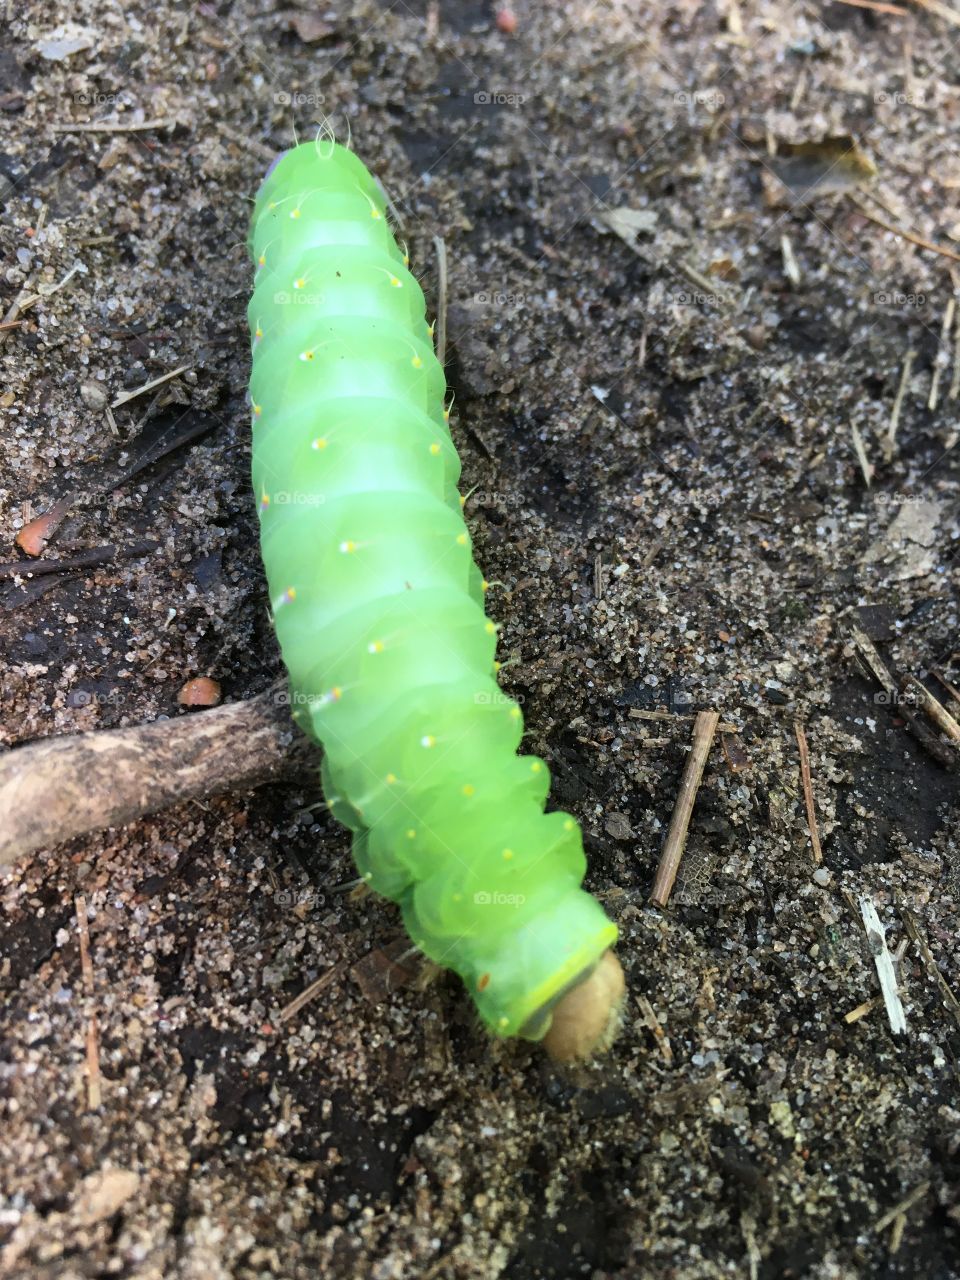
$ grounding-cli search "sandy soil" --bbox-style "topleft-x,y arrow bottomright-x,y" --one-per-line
1,1 -> 960,1276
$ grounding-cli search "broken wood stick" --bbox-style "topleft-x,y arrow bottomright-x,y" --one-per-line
900,674 -> 960,745
0,688 -> 317,866
650,709 -> 720,908
794,721 -> 824,865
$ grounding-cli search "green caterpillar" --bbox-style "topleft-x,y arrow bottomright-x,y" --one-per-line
248,139 -> 621,1054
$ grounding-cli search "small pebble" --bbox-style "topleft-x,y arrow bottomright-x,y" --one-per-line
178,676 -> 222,707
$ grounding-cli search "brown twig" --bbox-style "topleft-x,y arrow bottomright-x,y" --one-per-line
0,688 -> 316,866
279,963 -> 344,1022
51,118 -> 176,134
901,907 -> 960,1029
75,895 -> 102,1110
837,0 -> 908,10
852,195 -> 960,265
0,540 -> 158,581
930,667 -> 960,709
847,625 -> 958,769
650,710 -> 720,907
794,722 -> 824,865
900,675 -> 960,744
110,363 -> 192,409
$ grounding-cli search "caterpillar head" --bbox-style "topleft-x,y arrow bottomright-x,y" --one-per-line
527,948 -> 625,1063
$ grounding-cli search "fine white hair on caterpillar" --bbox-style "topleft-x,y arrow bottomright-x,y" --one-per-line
249,140 -> 621,1055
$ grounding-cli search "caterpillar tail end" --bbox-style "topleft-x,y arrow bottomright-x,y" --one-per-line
536,949 -> 625,1063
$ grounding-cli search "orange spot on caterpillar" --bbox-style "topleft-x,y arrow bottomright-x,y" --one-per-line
478,973 -> 491,991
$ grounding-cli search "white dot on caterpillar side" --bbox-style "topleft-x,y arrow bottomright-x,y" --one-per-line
368,640 -> 384,653
363,871 -> 373,881
339,540 -> 356,554
312,437 -> 327,450
420,734 -> 436,748
502,848 -> 514,861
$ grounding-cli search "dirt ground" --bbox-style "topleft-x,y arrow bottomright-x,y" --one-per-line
2,0 -> 960,1276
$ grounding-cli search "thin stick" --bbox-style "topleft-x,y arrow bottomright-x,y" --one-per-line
911,0 -> 960,28
853,197 -> 960,265
931,667 -> 960,708
850,422 -> 873,487
886,348 -> 915,461
836,0 -> 908,11
0,540 -> 158,581
874,1180 -> 930,1234
650,710 -> 720,907
794,722 -> 824,865
628,708 -> 739,732
845,996 -> 881,1023
900,907 -> 960,1029
900,674 -> 960,744
75,895 -> 102,1109
279,963 -> 343,1022
432,236 -> 448,367
0,270 -> 37,349
847,625 -> 957,768
51,118 -> 176,134
110,363 -> 192,409
928,297 -> 955,411
638,994 -> 673,1062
